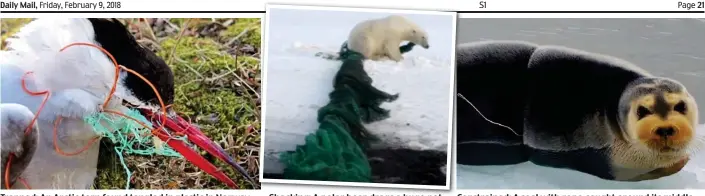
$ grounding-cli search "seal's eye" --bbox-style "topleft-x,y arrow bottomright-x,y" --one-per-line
637,106 -> 652,120
674,101 -> 687,114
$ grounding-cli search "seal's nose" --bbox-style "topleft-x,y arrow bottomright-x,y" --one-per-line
655,127 -> 676,137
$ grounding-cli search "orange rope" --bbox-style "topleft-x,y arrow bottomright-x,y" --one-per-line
4,42 -> 176,189
3,72 -> 52,189
18,178 -> 30,189
20,72 -> 50,135
4,153 -> 13,189
59,43 -> 121,109
52,117 -> 101,156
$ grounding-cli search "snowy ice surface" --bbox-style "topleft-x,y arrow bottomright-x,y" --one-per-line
457,124 -> 705,189
262,8 -> 455,174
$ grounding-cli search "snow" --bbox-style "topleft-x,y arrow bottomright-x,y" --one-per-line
262,8 -> 455,174
457,124 -> 705,189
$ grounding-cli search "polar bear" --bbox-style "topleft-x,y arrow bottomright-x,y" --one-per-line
346,15 -> 430,62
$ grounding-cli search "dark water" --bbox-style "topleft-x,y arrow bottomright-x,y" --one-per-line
457,18 -> 705,122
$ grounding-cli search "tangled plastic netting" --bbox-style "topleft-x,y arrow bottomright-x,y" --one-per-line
3,42 -> 194,190
83,108 -> 186,189
278,42 -> 414,182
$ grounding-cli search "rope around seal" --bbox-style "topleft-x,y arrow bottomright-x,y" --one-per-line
456,93 -> 519,138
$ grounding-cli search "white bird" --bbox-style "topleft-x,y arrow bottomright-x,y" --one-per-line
1,18 -> 254,189
0,18 -> 176,189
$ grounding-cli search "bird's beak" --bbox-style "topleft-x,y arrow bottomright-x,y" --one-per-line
139,108 -> 258,189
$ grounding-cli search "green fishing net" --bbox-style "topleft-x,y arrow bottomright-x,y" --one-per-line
279,42 -> 415,182
83,107 -> 187,189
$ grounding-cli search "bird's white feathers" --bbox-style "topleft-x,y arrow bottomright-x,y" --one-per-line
0,18 -> 137,189
1,18 -> 141,121
1,104 -> 37,157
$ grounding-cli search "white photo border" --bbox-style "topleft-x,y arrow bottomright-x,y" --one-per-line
259,3 -> 457,190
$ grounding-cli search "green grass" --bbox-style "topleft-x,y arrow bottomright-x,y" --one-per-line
222,18 -> 261,47
0,18 -> 261,189
1,18 -> 33,50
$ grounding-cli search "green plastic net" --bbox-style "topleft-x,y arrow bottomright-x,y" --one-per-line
83,107 -> 187,189
278,42 -> 415,182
